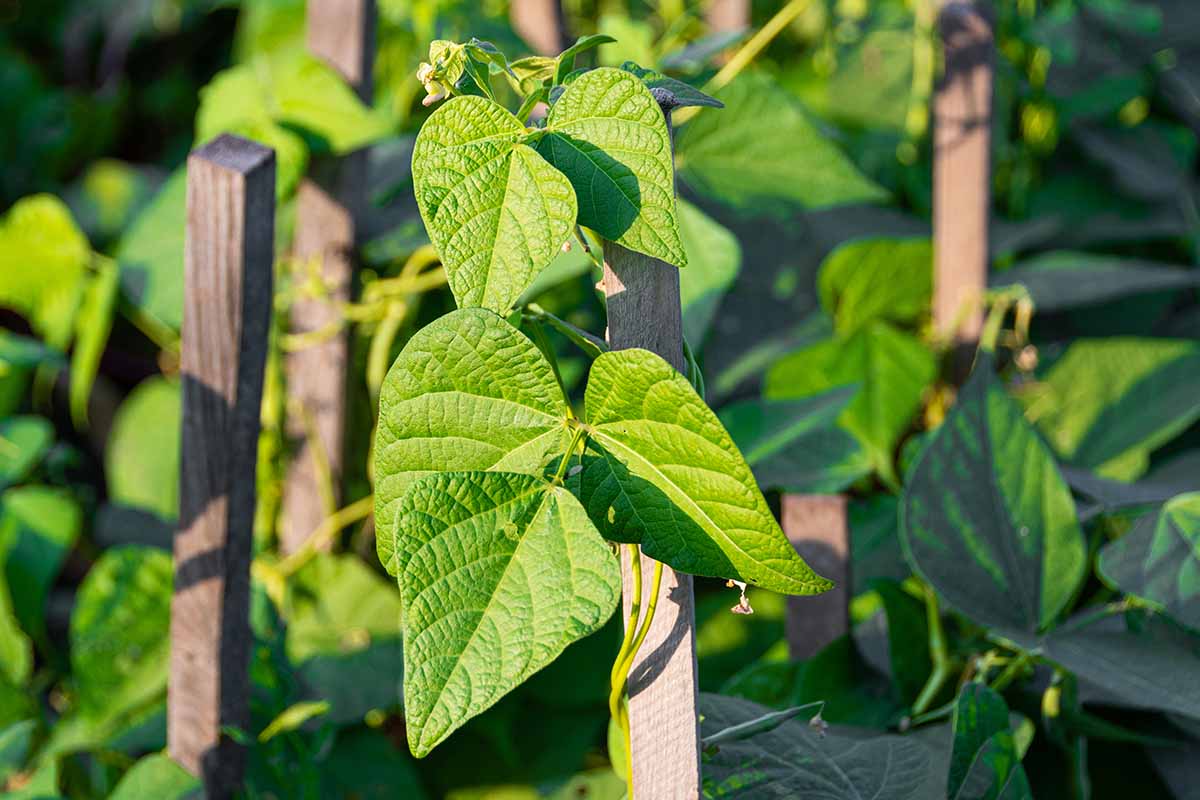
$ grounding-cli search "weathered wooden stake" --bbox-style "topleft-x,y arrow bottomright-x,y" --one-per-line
933,0 -> 993,344
782,494 -> 850,659
604,106 -> 701,797
282,0 -> 376,553
510,0 -> 569,56
170,134 -> 275,797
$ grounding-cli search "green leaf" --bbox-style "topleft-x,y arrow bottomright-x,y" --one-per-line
699,693 -> 933,799
115,168 -> 186,334
105,377 -> 180,522
537,67 -> 687,266
374,309 -> 571,567
574,349 -> 830,594
2,757 -> 59,799
0,720 -> 35,786
717,388 -> 869,494
70,257 -> 119,428
766,322 -> 937,486
70,546 -> 172,718
619,62 -> 724,109
0,416 -> 53,490
0,487 -> 81,640
107,754 -> 200,800
990,252 -> 1200,312
675,72 -> 887,214
320,727 -> 429,800
0,557 -> 31,688
678,198 -> 740,346
1099,493 -> 1200,630
394,471 -> 620,756
286,554 -> 403,724
949,684 -> 1032,800
0,195 -> 90,349
900,363 -> 1087,633
258,700 -> 330,742
555,35 -> 617,83
817,237 -> 932,334
412,96 -> 578,312
0,332 -> 63,372
198,51 -> 392,157
1030,338 -> 1200,481
1041,611 -> 1200,719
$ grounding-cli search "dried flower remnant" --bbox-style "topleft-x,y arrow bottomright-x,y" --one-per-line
726,579 -> 753,615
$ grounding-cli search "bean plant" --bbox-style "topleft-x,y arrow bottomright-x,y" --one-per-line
373,35 -> 831,761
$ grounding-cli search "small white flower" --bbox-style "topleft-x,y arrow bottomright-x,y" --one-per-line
416,62 -> 435,83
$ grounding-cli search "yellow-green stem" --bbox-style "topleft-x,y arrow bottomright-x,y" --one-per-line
912,582 -> 952,715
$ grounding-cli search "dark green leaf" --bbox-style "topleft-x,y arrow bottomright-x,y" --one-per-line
991,252 -> 1200,311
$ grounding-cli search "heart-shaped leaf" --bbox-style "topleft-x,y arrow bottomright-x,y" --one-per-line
1099,493 -> 1200,630
395,471 -> 620,756
537,67 -> 687,266
573,348 -> 830,595
901,362 -> 1087,633
374,309 -> 571,568
412,96 -> 578,312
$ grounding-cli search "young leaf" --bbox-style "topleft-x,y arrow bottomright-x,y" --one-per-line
573,349 -> 830,595
766,321 -> 936,486
374,309 -> 571,565
0,416 -> 53,490
106,377 -> 181,523
1030,338 -> 1200,481
949,684 -> 1032,800
107,754 -> 200,800
699,693 -> 934,799
900,361 -> 1087,633
395,471 -> 620,756
817,237 -> 932,334
619,62 -> 724,109
1098,493 -> 1200,630
675,72 -> 887,214
554,34 -> 617,83
537,67 -> 688,267
412,96 -> 578,312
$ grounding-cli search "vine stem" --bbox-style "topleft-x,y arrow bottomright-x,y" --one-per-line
911,582 -> 953,716
674,0 -> 814,125
551,423 -> 589,485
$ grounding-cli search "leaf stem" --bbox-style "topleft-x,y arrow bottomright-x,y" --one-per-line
911,582 -> 953,716
608,555 -> 665,739
551,423 -> 589,485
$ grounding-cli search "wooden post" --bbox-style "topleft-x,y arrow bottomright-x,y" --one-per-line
511,0 -> 569,57
170,134 -> 274,797
282,0 -> 377,553
933,0 -> 993,344
603,106 -> 701,798
705,0 -> 750,34
782,494 -> 850,659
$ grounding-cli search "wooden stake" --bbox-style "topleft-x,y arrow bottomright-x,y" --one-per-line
782,494 -> 850,659
603,104 -> 701,796
511,0 -> 569,57
933,0 -> 993,344
170,134 -> 274,797
705,0 -> 750,34
282,0 -> 377,553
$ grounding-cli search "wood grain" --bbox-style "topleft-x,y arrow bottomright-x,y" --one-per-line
603,103 -> 701,795
933,0 -> 993,344
282,0 -> 377,553
511,0 -> 569,56
170,134 -> 274,798
782,494 -> 850,659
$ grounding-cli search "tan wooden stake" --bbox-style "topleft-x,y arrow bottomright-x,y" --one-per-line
782,494 -> 850,659
511,0 -> 569,57
705,0 -> 750,35
603,104 -> 701,798
282,0 -> 377,554
933,0 -> 993,345
170,134 -> 275,797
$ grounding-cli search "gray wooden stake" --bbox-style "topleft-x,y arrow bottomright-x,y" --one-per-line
933,0 -> 993,344
170,134 -> 275,797
603,106 -> 701,798
782,493 -> 850,658
282,0 -> 377,553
